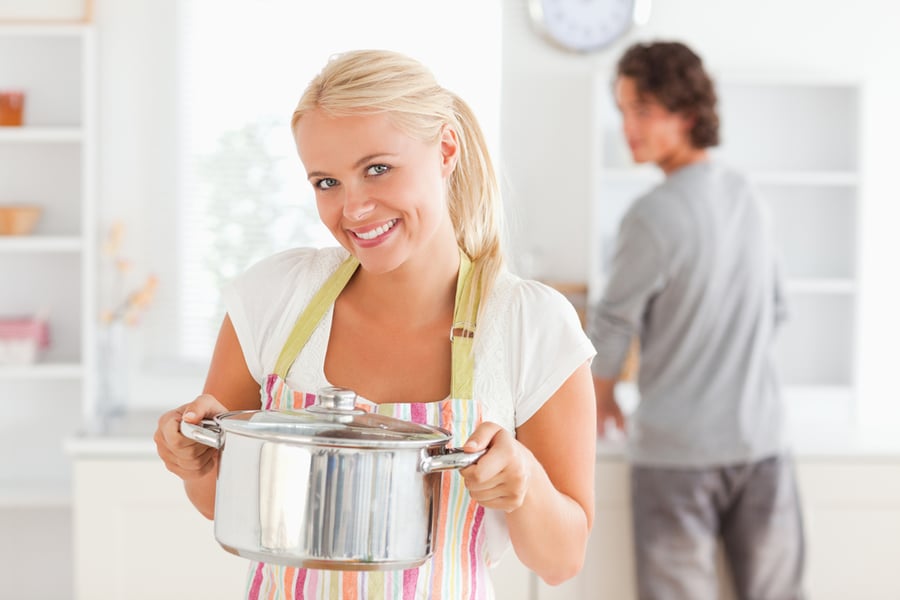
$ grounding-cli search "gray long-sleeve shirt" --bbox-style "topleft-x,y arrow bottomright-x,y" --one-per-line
588,161 -> 789,467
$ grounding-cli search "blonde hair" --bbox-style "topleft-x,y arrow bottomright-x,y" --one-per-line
292,49 -> 505,323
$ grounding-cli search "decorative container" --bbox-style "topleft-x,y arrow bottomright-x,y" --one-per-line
0,91 -> 25,126
96,320 -> 128,418
0,316 -> 50,365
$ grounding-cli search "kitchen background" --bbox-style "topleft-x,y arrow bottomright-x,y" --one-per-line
1,0 -> 898,598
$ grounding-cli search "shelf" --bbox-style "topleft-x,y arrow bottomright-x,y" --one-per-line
786,278 -> 856,294
782,384 -> 854,404
0,363 -> 83,380
0,127 -> 82,143
0,23 -> 89,37
0,236 -> 82,253
749,171 -> 859,186
0,482 -> 70,508
598,167 -> 859,187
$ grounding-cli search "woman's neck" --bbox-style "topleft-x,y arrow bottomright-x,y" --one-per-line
347,240 -> 461,330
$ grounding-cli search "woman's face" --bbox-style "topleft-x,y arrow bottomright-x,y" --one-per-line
294,109 -> 459,275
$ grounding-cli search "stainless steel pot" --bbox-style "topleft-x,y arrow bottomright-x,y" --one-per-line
180,386 -> 483,571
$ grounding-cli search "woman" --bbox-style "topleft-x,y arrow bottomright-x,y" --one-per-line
154,49 -> 596,599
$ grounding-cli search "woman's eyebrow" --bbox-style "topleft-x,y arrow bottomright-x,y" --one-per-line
307,153 -> 397,180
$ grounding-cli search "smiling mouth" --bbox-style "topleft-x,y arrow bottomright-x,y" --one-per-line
352,219 -> 398,241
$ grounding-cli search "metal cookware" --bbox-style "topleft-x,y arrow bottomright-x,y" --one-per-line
180,386 -> 483,570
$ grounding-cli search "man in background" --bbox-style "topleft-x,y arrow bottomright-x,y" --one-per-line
587,40 -> 805,599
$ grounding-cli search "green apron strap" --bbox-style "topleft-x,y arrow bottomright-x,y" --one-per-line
273,249 -> 480,400
273,255 -> 360,379
451,251 -> 478,399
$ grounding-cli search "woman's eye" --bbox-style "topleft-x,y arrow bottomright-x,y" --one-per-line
367,164 -> 389,176
315,178 -> 338,190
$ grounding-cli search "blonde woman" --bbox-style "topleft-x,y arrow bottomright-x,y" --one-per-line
154,49 -> 596,599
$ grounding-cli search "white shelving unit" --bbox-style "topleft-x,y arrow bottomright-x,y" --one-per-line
0,23 -> 96,508
589,71 -> 860,410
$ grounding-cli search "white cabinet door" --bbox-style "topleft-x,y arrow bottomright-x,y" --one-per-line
74,459 -> 247,600
74,457 -> 536,600
490,552 -> 534,600
797,461 -> 900,600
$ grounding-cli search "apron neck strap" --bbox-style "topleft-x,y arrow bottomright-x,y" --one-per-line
450,250 -> 477,400
273,249 -> 479,400
273,255 -> 360,379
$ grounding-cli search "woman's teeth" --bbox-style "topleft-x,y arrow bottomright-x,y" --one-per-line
355,219 -> 397,240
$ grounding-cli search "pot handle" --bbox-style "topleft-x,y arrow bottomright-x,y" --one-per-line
179,419 -> 223,449
421,448 -> 486,473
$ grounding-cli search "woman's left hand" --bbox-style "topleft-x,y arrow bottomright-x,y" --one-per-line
459,422 -> 535,513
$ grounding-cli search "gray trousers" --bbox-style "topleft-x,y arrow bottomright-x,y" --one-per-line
631,455 -> 805,600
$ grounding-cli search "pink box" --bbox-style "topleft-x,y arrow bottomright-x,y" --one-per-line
0,317 -> 50,364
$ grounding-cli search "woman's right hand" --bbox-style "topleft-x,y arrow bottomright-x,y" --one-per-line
153,393 -> 227,480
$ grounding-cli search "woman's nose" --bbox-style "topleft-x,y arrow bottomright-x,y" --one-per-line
342,186 -> 375,221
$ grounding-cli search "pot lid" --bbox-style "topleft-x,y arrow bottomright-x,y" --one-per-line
213,386 -> 452,448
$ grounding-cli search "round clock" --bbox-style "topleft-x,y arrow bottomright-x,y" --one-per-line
528,0 -> 648,54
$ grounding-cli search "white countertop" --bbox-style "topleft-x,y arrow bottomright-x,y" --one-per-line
65,408 -> 900,462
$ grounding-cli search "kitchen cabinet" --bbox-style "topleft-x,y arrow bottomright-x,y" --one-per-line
69,435 -> 900,600
0,22 -> 95,600
589,71 -> 860,414
542,455 -> 900,600
70,442 -> 531,600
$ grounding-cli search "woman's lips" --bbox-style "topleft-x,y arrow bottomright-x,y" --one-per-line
349,218 -> 399,244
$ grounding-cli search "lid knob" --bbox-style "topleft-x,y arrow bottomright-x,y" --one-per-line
314,386 -> 359,412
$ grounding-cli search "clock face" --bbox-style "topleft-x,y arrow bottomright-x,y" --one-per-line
529,0 -> 638,53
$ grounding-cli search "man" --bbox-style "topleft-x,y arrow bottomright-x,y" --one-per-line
587,40 -> 805,600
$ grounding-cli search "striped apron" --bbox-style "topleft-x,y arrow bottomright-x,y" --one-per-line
244,252 -> 493,600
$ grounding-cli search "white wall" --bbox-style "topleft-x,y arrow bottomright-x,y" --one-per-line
92,1 -> 899,423
500,0 -> 900,426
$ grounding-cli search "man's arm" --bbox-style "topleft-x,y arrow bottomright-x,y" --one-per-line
593,375 -> 624,437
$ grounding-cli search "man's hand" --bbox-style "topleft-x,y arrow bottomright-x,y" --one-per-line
593,376 -> 625,437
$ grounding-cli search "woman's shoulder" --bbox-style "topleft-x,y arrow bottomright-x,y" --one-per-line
484,270 -> 574,314
235,246 -> 350,289
225,246 -> 350,322
476,268 -> 594,428
480,269 -> 581,334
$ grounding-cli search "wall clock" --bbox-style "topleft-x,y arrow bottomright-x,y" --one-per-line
528,0 -> 650,54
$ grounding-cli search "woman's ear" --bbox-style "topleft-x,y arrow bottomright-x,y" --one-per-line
439,125 -> 460,177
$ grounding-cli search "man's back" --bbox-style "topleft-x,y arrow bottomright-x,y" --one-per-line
592,161 -> 788,466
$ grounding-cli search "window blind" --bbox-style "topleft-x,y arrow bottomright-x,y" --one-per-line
170,0 -> 501,362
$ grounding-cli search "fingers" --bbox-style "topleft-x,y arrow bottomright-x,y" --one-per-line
182,393 -> 229,422
462,421 -> 502,452
154,394 -> 228,480
613,406 -> 626,431
459,423 -> 532,512
597,402 -> 626,437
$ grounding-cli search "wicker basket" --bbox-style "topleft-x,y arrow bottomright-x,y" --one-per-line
0,205 -> 42,235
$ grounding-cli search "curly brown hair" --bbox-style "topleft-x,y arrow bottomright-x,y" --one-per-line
616,41 -> 720,148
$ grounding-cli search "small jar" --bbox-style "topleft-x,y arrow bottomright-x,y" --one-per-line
0,90 -> 25,126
